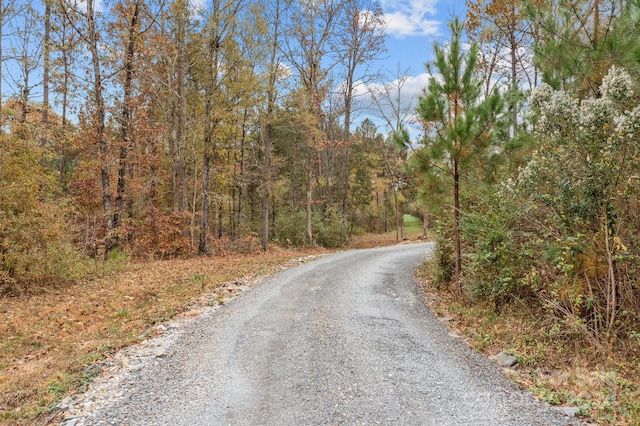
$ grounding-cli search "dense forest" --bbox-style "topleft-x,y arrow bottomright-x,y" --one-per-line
2,0 -> 640,351
0,0 -> 417,292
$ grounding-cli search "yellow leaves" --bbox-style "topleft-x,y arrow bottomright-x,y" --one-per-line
613,236 -> 627,252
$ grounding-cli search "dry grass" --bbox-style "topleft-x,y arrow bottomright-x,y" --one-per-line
1,245 -> 333,425
417,262 -> 640,425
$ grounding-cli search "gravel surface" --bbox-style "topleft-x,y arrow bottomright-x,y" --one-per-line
59,243 -> 580,425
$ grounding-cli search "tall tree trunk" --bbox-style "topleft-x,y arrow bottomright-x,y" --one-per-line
86,0 -> 114,255
261,0 -> 282,251
306,146 -> 313,245
114,0 -> 140,246
41,0 -> 51,145
171,0 -> 188,212
453,157 -> 462,298
261,124 -> 272,251
393,187 -> 399,242
199,141 -> 212,254
422,207 -> 428,239
509,5 -> 518,137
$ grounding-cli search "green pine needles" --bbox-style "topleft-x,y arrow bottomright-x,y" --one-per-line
415,17 -> 505,297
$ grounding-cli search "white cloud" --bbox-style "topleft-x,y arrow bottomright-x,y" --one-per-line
352,73 -> 431,137
381,0 -> 441,38
72,0 -> 104,14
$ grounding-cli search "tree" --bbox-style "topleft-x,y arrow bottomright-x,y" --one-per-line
110,0 -> 159,248
282,0 -> 344,244
9,3 -> 42,125
525,0 -> 635,97
334,0 -> 386,218
416,17 -> 504,297
197,0 -> 246,254
0,0 -> 26,129
256,0 -> 286,251
369,66 -> 415,241
466,0 -> 537,136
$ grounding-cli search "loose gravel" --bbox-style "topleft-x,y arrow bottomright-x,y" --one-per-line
59,243 -> 581,425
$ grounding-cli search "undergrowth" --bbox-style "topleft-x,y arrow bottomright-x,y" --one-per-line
417,261 -> 640,425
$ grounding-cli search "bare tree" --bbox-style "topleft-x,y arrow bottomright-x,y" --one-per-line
369,66 -> 416,241
334,0 -> 386,219
282,0 -> 344,244
0,0 -> 26,130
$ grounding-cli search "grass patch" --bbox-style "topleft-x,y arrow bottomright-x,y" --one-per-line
0,245 -> 331,425
403,214 -> 422,229
348,215 -> 426,249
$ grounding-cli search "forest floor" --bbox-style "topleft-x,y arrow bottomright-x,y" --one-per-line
0,225 -> 424,425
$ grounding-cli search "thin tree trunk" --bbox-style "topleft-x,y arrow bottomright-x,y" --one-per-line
262,124 -> 272,251
422,207 -> 428,239
41,0 -> 50,145
604,212 -> 617,330
509,8 -> 518,137
400,201 -> 406,240
453,157 -> 462,298
199,144 -> 211,254
306,146 -> 313,245
0,1 -> 3,130
86,0 -> 114,255
237,108 -> 248,238
114,0 -> 140,245
393,187 -> 399,242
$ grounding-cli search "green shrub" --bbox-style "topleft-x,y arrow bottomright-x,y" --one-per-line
274,206 -> 347,248
274,207 -> 308,246
313,206 -> 347,248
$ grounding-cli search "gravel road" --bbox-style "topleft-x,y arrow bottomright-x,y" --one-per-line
60,242 -> 578,425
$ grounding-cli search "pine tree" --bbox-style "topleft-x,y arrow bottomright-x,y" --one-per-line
416,17 -> 504,297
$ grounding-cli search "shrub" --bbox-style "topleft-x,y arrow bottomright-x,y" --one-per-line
313,206 -> 347,248
274,206 -> 347,248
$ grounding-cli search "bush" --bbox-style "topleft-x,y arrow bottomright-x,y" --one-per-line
313,206 -> 347,248
274,207 -> 308,246
430,218 -> 455,290
274,206 -> 347,248
0,198 -> 89,295
130,207 -> 193,259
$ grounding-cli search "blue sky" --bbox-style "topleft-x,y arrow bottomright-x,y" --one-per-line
352,0 -> 468,137
383,0 -> 468,74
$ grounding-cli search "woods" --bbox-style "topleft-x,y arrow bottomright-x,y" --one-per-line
415,1 -> 640,421
421,0 -> 640,341
2,0 -> 640,344
1,0 -> 639,343
0,0 -> 405,294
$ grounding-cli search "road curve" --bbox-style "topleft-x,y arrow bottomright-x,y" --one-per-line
64,243 -> 575,425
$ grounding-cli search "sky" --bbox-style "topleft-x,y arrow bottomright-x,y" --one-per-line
354,0 -> 468,137
383,0 -> 468,73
